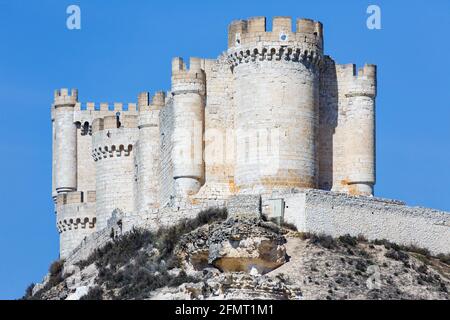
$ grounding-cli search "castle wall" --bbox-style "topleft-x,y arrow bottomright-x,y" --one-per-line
274,190 -> 450,255
318,57 -> 338,191
51,119 -> 56,199
76,122 -> 95,194
159,97 -> 175,207
195,56 -> 236,199
92,116 -> 138,230
55,191 -> 96,258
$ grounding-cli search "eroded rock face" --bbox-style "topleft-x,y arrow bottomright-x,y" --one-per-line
149,273 -> 302,300
177,217 -> 287,275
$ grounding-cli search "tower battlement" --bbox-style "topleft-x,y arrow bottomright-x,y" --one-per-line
55,191 -> 96,208
138,91 -> 166,111
227,17 -> 323,68
54,88 -> 78,106
227,16 -> 323,51
171,57 -> 206,94
336,63 -> 377,98
75,102 -> 138,112
91,114 -> 138,133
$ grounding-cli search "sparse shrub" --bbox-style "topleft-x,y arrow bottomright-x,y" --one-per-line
21,283 -> 35,300
49,260 -> 64,277
296,232 -> 312,240
418,273 -> 435,284
168,270 -> 198,287
339,234 -> 358,247
80,286 -> 104,300
373,239 -> 400,251
358,249 -> 370,259
437,253 -> 450,265
385,249 -> 409,263
280,221 -> 298,231
417,264 -> 428,274
309,234 -> 338,249
75,208 -> 228,299
355,260 -> 367,272
47,259 -> 65,287
405,245 -> 431,258
25,259 -> 66,300
357,234 -> 368,243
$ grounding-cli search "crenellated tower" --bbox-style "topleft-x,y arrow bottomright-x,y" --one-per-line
135,91 -> 166,213
171,57 -> 206,197
341,64 -> 377,195
52,88 -> 78,195
227,17 -> 323,193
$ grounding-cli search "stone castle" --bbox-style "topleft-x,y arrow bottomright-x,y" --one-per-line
52,17 -> 449,260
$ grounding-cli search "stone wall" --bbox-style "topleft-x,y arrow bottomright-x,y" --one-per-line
159,97 -> 175,207
264,190 -> 450,255
92,124 -> 138,230
55,191 -> 96,258
64,212 -> 122,266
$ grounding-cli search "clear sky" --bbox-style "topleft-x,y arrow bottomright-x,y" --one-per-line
0,0 -> 449,299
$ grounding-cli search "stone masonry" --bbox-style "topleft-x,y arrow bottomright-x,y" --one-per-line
51,17 -> 448,259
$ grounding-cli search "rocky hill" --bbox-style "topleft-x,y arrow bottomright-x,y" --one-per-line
23,209 -> 450,300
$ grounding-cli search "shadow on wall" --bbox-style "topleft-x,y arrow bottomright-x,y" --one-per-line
319,57 -> 338,190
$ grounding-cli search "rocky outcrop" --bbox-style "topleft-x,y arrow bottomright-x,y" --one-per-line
26,213 -> 450,300
149,272 -> 302,300
176,217 -> 287,275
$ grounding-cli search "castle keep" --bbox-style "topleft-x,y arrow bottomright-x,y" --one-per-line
52,17 -> 449,259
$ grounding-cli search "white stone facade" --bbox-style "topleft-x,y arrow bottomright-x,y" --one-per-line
264,190 -> 450,255
51,16 -> 448,259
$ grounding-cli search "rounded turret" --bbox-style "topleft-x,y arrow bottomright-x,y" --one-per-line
52,88 -> 78,194
55,191 -> 96,258
171,57 -> 205,196
227,17 -> 323,193
135,91 -> 165,213
343,64 -> 377,195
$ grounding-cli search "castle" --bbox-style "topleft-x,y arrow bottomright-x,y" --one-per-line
52,17 -> 449,260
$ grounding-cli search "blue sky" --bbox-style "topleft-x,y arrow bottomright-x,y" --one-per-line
0,0 -> 449,299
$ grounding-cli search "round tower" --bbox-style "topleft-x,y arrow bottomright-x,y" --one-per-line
53,88 -> 78,194
92,114 -> 138,230
343,64 -> 377,195
171,57 -> 205,196
135,91 -> 165,213
227,17 -> 323,193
